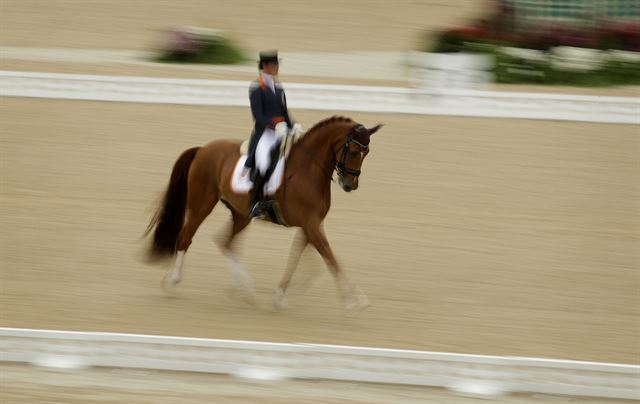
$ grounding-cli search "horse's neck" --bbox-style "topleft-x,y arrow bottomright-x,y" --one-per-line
294,125 -> 343,176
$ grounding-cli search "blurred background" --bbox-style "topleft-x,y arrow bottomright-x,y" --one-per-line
1,1 -> 638,402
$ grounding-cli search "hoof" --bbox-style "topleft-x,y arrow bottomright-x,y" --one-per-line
232,278 -> 256,306
241,290 -> 258,307
162,275 -> 180,295
345,293 -> 370,313
226,287 -> 257,307
273,288 -> 288,310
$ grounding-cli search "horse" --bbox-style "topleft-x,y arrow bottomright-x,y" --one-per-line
145,116 -> 383,311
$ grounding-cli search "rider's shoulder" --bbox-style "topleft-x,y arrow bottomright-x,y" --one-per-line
249,80 -> 263,94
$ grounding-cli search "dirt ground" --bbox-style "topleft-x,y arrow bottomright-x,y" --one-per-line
1,97 -> 638,365
0,0 -> 485,52
1,1 -> 639,402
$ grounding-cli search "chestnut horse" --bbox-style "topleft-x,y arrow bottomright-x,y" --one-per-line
146,116 -> 382,311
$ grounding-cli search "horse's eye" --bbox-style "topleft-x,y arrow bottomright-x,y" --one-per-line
349,151 -> 359,158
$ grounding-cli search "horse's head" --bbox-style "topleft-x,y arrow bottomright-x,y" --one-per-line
335,123 -> 383,192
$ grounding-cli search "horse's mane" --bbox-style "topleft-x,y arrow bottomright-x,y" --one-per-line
304,116 -> 355,138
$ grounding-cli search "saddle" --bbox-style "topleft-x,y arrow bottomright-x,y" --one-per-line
238,124 -> 304,225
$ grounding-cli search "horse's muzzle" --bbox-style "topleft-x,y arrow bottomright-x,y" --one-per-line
339,176 -> 358,192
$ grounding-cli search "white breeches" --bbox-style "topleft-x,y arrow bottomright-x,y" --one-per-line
255,128 -> 278,175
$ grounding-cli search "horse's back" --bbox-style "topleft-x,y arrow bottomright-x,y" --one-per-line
188,139 -> 245,204
203,138 -> 242,153
196,139 -> 241,165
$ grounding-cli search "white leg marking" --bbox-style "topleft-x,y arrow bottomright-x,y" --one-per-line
345,287 -> 370,312
171,251 -> 185,283
335,272 -> 370,312
163,250 -> 185,292
225,252 -> 254,291
274,287 -> 287,310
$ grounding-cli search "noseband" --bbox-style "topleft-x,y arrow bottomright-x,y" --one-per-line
335,125 -> 368,179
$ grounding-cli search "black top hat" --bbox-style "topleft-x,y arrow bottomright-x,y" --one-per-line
258,50 -> 279,69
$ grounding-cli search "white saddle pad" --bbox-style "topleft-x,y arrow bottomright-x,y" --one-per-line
230,155 -> 285,196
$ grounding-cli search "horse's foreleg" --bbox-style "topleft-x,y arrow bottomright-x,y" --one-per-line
274,229 -> 308,309
304,224 -> 369,312
220,210 -> 255,301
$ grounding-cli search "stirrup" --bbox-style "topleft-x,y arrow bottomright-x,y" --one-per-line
249,201 -> 265,219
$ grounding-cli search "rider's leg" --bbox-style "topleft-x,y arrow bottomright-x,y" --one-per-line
261,140 -> 281,196
244,130 -> 261,172
249,139 -> 282,217
266,140 -> 281,178
249,172 -> 265,218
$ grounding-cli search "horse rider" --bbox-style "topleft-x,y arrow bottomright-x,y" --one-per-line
242,50 -> 297,218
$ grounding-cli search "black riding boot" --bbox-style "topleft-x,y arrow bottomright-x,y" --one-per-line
249,144 -> 280,219
249,171 -> 267,218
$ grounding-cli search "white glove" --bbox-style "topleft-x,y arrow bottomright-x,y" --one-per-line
289,123 -> 303,141
274,122 -> 288,140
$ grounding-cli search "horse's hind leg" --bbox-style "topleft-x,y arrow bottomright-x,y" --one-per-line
164,188 -> 218,289
274,229 -> 308,310
219,209 -> 255,300
303,223 -> 369,312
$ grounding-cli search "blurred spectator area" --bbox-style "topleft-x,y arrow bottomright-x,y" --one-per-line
509,0 -> 639,24
413,0 -> 640,88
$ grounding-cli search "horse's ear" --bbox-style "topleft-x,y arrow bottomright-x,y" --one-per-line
368,124 -> 384,136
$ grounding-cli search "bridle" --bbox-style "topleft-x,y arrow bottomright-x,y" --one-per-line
295,124 -> 369,182
335,124 -> 368,180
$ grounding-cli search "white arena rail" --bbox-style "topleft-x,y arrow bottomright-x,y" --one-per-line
1,71 -> 638,124
1,327 -> 638,400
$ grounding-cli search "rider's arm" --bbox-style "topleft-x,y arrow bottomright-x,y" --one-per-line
249,84 -> 272,129
281,90 -> 293,129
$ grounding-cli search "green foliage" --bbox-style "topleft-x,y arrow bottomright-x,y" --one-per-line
494,52 -> 549,84
429,31 -> 467,53
156,28 -> 246,65
494,51 -> 640,86
603,59 -> 640,82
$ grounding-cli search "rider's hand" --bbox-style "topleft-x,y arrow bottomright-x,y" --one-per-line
274,122 -> 288,139
290,123 -> 303,141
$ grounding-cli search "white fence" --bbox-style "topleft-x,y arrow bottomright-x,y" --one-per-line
1,327 -> 638,400
408,52 -> 494,89
1,71 -> 638,124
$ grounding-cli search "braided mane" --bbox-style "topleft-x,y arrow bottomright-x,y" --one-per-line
304,116 -> 355,137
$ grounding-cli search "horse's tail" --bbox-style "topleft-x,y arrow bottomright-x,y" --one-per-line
145,147 -> 200,261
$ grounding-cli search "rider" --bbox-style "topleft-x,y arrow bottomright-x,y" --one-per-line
243,50 -> 295,218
